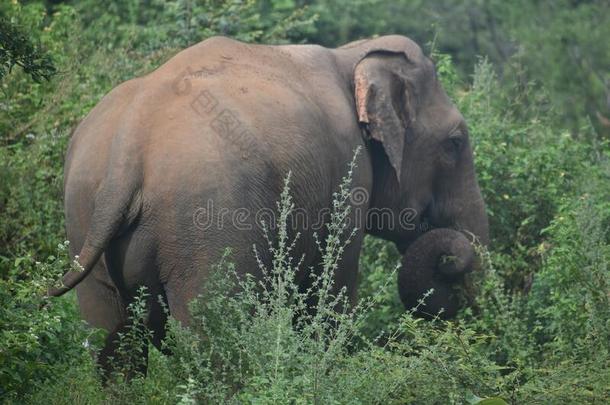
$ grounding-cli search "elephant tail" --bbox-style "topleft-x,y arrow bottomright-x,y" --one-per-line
46,179 -> 143,297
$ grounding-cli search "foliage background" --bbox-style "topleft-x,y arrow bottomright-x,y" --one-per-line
1,0 -> 608,403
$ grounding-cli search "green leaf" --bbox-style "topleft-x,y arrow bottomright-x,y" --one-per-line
475,397 -> 509,405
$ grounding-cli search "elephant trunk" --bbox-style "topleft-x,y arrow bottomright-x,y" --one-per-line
457,189 -> 489,247
397,228 -> 475,319
429,164 -> 490,247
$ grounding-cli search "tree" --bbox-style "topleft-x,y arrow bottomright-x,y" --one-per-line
0,4 -> 56,83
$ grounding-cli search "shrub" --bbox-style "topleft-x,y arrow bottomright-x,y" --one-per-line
0,242 -> 92,400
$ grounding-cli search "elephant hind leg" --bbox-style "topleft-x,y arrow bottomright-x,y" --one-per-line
148,287 -> 170,355
97,285 -> 170,382
74,262 -> 129,381
98,320 -> 148,382
164,274 -> 199,327
78,273 -> 169,381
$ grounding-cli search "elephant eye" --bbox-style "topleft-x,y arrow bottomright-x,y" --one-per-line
448,132 -> 464,150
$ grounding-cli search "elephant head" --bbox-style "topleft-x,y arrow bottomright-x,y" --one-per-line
397,228 -> 476,319
339,36 -> 489,315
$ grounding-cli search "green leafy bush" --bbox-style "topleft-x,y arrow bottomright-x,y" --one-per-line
0,242 -> 91,399
0,2 -> 56,83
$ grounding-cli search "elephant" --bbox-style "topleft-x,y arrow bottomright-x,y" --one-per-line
48,35 -> 489,376
398,228 -> 477,319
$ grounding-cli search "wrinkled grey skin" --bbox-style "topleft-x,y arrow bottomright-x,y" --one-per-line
398,228 -> 476,319
49,35 -> 488,375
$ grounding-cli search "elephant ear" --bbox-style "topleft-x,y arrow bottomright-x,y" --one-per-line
354,53 -> 415,182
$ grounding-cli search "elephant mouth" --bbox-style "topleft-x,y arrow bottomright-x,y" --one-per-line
395,209 -> 442,255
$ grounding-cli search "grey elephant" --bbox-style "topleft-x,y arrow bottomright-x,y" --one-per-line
49,35 -> 489,375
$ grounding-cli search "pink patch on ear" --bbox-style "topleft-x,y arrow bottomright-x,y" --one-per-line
354,72 -> 370,124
